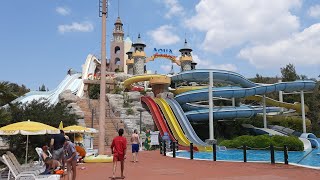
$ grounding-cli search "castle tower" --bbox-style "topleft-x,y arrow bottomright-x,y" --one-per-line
132,34 -> 146,75
126,45 -> 134,75
179,39 -> 194,71
109,17 -> 125,72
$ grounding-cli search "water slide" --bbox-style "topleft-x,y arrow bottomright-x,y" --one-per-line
245,95 -> 308,113
76,54 -> 100,97
166,98 -> 212,151
8,54 -> 98,105
154,98 -> 190,147
185,106 -> 280,122
175,80 -> 316,104
11,73 -> 82,105
140,96 -> 175,141
123,74 -> 166,89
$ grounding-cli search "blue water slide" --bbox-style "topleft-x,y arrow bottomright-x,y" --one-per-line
175,81 -> 316,104
185,106 -> 280,122
166,98 -> 208,147
172,69 -> 259,87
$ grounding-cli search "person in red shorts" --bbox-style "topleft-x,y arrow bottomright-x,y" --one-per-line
111,128 -> 127,179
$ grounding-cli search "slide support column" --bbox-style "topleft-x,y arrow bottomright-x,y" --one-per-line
278,80 -> 284,112
263,95 -> 267,128
301,91 -> 306,133
209,71 -> 214,140
232,98 -> 235,107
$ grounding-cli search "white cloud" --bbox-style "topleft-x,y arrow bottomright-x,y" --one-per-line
148,25 -> 180,46
56,7 -> 71,16
238,23 -> 320,68
192,54 -> 237,72
162,0 -> 184,18
186,0 -> 301,53
160,65 -> 172,72
58,22 -> 94,34
308,5 -> 320,18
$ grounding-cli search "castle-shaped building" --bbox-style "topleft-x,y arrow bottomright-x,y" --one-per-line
108,16 -> 196,75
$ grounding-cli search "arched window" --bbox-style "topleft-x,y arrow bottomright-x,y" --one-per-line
115,58 -> 121,65
115,46 -> 120,54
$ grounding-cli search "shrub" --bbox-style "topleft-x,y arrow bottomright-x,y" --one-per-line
126,108 -> 134,115
219,135 -> 303,151
88,84 -> 100,99
112,85 -> 123,94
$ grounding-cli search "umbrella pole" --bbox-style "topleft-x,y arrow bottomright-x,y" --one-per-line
25,135 -> 29,164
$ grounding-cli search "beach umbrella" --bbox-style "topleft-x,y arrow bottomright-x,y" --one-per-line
63,125 -> 98,144
58,121 -> 64,130
0,120 -> 60,164
63,125 -> 91,133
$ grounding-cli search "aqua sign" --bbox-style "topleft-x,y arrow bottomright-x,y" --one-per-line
153,48 -> 173,54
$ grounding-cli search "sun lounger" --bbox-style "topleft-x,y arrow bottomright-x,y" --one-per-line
2,154 -> 60,180
6,151 -> 44,175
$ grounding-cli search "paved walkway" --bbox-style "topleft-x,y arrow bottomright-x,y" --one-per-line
77,151 -> 320,180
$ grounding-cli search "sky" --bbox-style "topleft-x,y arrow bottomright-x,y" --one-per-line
0,0 -> 319,90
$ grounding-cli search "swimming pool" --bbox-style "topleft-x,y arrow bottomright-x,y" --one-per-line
175,148 -> 320,168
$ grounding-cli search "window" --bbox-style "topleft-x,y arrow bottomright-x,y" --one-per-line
115,58 -> 121,65
115,46 -> 120,54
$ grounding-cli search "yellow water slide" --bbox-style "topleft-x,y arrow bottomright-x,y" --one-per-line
245,95 -> 309,114
155,98 -> 209,151
171,86 -> 206,95
123,74 -> 167,89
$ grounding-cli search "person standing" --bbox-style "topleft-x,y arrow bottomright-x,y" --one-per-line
111,128 -> 127,179
130,129 -> 140,163
64,136 -> 78,180
50,130 -> 65,168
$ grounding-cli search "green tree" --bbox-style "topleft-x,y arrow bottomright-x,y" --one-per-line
89,84 -> 100,99
0,81 -> 29,106
280,63 -> 300,82
3,100 -> 78,163
38,84 -> 47,91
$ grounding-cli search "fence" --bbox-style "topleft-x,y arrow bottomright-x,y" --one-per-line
160,141 -> 293,165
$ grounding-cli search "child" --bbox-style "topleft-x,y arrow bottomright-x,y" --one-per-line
45,157 -> 61,172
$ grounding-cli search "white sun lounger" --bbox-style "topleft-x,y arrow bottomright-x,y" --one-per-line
6,151 -> 45,175
2,154 -> 60,180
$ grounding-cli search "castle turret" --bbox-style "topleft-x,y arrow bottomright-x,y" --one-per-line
109,17 -> 125,72
132,34 -> 146,75
179,39 -> 194,71
126,45 -> 134,75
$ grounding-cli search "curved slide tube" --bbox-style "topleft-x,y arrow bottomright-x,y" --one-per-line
172,69 -> 260,87
185,106 -> 280,122
123,74 -> 167,89
175,81 -> 316,104
245,95 -> 308,113
166,98 -> 212,151
140,96 -> 175,141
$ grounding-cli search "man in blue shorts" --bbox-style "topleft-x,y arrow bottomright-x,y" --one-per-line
130,129 -> 140,163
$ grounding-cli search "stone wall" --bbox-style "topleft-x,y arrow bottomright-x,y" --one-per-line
106,91 -> 154,133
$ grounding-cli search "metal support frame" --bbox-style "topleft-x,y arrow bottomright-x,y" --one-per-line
263,95 -> 267,128
208,72 -> 214,140
301,91 -> 306,133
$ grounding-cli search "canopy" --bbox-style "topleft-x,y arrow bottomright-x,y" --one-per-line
0,120 -> 60,135
0,120 -> 60,164
63,125 -> 91,133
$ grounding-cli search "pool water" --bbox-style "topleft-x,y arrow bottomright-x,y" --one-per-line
176,148 -> 320,168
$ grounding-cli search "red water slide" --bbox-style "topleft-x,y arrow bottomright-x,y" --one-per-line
141,96 -> 175,141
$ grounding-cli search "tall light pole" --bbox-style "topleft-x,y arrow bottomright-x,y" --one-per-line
98,0 -> 107,155
137,107 -> 145,150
